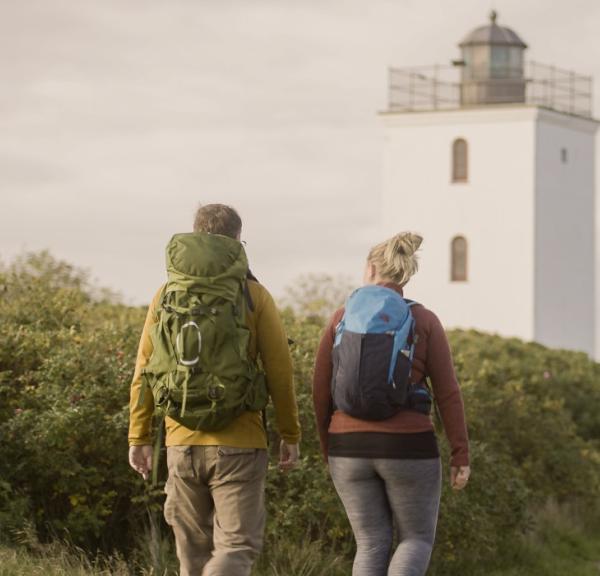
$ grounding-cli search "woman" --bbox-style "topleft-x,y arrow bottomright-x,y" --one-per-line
313,232 -> 470,576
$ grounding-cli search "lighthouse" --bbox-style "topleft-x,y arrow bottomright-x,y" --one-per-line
381,12 -> 598,357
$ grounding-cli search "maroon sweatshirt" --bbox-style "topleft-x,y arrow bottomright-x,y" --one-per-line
312,283 -> 469,467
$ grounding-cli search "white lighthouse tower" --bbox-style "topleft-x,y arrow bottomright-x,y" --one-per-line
381,12 -> 598,357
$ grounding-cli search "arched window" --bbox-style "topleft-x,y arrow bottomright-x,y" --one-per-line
451,236 -> 468,282
452,138 -> 468,182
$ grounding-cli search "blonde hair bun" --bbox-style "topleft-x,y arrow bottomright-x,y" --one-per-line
368,232 -> 423,286
385,232 -> 423,259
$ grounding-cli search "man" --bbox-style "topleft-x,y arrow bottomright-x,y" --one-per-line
128,204 -> 301,576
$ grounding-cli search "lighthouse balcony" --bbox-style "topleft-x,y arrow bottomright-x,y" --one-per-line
387,61 -> 593,119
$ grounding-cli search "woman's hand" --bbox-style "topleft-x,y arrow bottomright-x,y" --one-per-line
450,465 -> 470,490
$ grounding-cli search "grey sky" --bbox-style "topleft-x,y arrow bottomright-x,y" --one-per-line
1,0 -> 599,305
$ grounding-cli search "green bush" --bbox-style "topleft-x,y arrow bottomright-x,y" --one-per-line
451,331 -> 600,502
263,310 -> 352,550
0,253 -> 599,574
0,253 -> 146,549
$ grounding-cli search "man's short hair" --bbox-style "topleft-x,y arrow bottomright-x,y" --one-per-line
193,204 -> 242,239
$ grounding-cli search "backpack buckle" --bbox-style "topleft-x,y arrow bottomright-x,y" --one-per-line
207,382 -> 225,402
176,321 -> 202,366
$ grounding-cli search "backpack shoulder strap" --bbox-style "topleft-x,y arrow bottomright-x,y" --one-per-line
153,284 -> 168,318
244,270 -> 257,312
245,269 -> 271,444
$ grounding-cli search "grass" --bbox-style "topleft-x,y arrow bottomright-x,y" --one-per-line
1,502 -> 598,576
0,540 -> 349,576
482,501 -> 600,576
484,530 -> 600,576
252,537 -> 350,576
0,544 -> 132,576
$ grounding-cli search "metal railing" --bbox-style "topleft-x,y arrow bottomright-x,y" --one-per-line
387,61 -> 593,118
388,65 -> 460,112
527,61 -> 592,118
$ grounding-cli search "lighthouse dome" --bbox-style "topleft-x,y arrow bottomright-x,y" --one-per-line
460,11 -> 527,48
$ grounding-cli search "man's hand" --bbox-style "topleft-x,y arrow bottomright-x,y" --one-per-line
279,441 -> 300,473
129,445 -> 153,480
450,465 -> 471,490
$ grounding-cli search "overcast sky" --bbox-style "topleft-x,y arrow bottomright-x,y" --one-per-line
1,0 -> 599,305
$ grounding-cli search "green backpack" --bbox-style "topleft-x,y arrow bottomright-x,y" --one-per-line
141,232 -> 268,432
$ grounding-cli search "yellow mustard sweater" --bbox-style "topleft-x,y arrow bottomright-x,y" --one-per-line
128,280 -> 301,448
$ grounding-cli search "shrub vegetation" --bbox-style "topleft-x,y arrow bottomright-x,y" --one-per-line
1,253 -> 599,574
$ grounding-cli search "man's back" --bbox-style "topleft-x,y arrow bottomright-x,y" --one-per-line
127,203 -> 301,576
128,279 -> 300,449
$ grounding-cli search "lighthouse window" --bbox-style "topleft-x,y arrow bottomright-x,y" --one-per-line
491,47 -> 510,76
451,236 -> 468,282
561,148 -> 568,163
452,138 -> 468,182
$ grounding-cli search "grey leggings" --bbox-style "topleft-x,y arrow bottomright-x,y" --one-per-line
329,457 -> 441,576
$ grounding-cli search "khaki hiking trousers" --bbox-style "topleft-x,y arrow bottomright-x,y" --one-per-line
164,445 -> 268,576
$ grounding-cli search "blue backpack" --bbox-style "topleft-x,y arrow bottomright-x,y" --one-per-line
331,285 -> 430,420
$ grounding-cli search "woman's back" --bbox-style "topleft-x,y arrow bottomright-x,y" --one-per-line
313,282 -> 469,468
312,231 -> 470,576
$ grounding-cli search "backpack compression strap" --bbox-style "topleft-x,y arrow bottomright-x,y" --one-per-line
388,301 -> 417,386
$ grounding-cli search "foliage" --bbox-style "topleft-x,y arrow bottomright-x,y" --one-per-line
280,273 -> 356,319
1,253 -> 600,574
0,252 -> 146,549
263,310 -> 353,550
